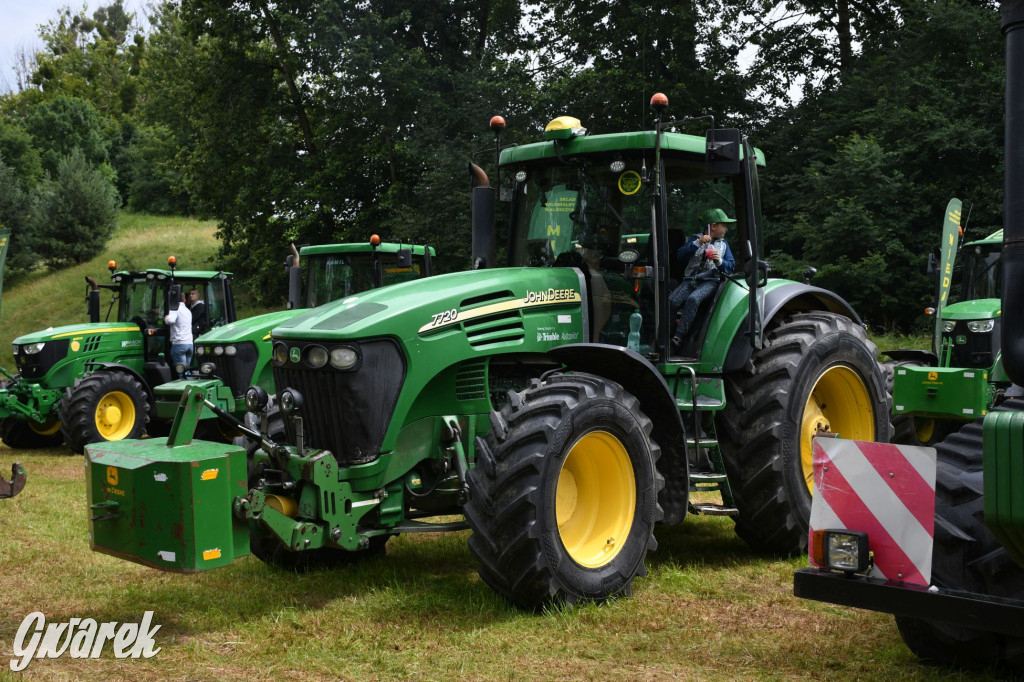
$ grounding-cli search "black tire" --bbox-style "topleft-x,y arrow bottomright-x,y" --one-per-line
464,372 -> 664,610
894,398 -> 1024,671
0,417 -> 64,449
883,359 -> 956,447
719,312 -> 892,555
59,371 -> 149,454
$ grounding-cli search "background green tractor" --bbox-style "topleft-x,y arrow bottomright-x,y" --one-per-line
0,257 -> 235,453
150,239 -> 435,440
85,97 -> 890,610
884,225 -> 1015,446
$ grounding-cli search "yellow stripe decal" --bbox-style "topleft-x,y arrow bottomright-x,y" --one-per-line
52,326 -> 140,339
418,291 -> 581,334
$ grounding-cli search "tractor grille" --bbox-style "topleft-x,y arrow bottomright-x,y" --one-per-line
205,342 -> 259,396
455,360 -> 487,400
272,339 -> 405,465
13,340 -> 70,380
463,310 -> 524,348
944,320 -> 1002,369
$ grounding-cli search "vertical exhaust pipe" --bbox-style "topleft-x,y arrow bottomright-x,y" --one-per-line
85,276 -> 100,323
470,163 -> 495,270
1002,1 -> 1024,385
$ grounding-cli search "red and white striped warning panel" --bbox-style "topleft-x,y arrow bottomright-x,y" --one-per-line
808,438 -> 937,585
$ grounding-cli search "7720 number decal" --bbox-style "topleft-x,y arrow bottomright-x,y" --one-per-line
428,308 -> 459,328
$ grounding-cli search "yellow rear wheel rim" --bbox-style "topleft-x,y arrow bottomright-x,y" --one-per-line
556,430 -> 636,568
94,390 -> 136,441
800,366 -> 875,494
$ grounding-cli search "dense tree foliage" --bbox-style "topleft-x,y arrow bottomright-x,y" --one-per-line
0,0 -> 1006,330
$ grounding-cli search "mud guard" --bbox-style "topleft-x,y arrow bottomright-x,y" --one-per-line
725,282 -> 863,373
548,343 -> 685,453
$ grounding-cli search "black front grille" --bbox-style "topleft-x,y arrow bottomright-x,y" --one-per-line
945,320 -> 1001,369
207,342 -> 259,395
13,340 -> 70,380
272,339 -> 405,464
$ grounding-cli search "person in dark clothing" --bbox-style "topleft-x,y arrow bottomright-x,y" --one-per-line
187,288 -> 209,338
668,208 -> 736,349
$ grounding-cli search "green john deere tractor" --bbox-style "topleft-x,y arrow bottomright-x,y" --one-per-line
150,240 -> 434,440
85,97 -> 890,610
0,258 -> 235,453
885,224 -> 1011,445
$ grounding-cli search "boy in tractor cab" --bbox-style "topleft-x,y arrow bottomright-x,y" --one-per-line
669,208 -> 736,349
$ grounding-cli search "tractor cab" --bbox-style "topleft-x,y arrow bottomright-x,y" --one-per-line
301,242 -> 433,308
502,113 -> 765,362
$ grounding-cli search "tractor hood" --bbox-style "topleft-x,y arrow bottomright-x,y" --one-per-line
13,322 -> 141,346
272,267 -> 589,346
941,299 -> 1001,320
195,309 -> 301,344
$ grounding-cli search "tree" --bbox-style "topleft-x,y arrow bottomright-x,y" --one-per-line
28,148 -> 120,268
23,95 -> 112,177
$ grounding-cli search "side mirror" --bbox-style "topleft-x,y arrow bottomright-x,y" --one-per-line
706,128 -> 741,176
396,249 -> 413,268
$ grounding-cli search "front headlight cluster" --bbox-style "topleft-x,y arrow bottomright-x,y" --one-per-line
13,342 -> 46,356
272,341 -> 359,370
195,344 -> 239,357
967,319 -> 995,333
942,320 -> 956,333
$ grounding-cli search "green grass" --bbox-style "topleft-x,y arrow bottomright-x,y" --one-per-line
0,212 -> 272,370
0,449 -> 1007,681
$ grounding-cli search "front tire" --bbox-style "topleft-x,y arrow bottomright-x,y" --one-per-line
59,371 -> 149,454
719,312 -> 891,554
464,372 -> 663,610
0,417 -> 64,449
894,398 -> 1024,671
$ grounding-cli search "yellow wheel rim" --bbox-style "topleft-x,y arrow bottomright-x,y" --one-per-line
800,366 -> 875,494
94,390 -> 137,441
29,417 -> 62,436
556,430 -> 636,568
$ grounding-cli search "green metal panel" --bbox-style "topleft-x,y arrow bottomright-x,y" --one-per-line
299,242 -> 436,257
86,437 -> 249,572
500,130 -> 766,166
892,365 -> 991,419
983,409 -> 1024,566
941,299 -> 1002,320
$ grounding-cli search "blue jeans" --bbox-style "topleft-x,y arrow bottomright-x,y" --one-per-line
170,344 -> 194,369
668,279 -> 718,340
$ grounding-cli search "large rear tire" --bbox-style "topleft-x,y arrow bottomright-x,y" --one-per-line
894,398 -> 1024,671
464,372 -> 663,610
719,312 -> 891,554
59,371 -> 149,454
0,417 -> 64,449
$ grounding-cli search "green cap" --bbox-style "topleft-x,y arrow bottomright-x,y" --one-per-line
701,208 -> 737,224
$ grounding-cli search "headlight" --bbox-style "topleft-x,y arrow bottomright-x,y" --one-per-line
21,342 -> 45,355
967,319 -> 995,333
811,529 -> 870,574
942,320 -> 956,333
200,362 -> 216,375
196,346 -> 206,356
213,346 -> 225,356
11,343 -> 18,356
224,345 -> 237,357
175,362 -> 187,375
306,345 -> 329,368
245,386 -> 269,413
273,342 -> 289,366
281,388 -> 304,415
330,346 -> 359,370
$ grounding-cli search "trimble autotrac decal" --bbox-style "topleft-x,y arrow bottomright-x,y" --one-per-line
419,288 -> 581,334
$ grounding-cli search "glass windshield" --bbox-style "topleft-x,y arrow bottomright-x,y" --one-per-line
119,277 -> 168,326
960,244 -> 1002,301
305,252 -> 427,307
508,151 -> 742,353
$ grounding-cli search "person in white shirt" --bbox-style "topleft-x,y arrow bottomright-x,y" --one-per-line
164,291 -> 194,372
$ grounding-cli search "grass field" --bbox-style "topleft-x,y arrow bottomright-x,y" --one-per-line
0,446 -> 1008,681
